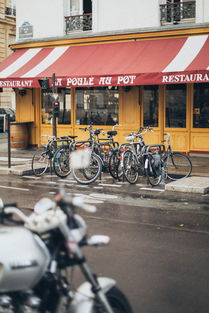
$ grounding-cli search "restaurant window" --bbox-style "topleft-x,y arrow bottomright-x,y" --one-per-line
193,83 -> 209,128
143,85 -> 159,127
76,87 -> 119,126
41,88 -> 71,125
166,84 -> 186,128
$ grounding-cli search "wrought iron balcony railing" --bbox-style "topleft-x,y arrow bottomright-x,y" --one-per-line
65,13 -> 92,34
160,1 -> 195,25
5,6 -> 16,17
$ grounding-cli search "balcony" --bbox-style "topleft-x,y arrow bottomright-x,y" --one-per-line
160,1 -> 195,26
5,6 -> 16,17
65,13 -> 92,34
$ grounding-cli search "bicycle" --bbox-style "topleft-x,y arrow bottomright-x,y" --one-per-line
70,126 -> 104,184
98,125 -> 120,175
162,133 -> 192,180
53,135 -> 78,178
109,127 -> 151,181
71,124 -> 121,184
31,135 -> 72,177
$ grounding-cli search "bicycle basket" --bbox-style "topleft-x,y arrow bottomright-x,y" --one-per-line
125,135 -> 134,142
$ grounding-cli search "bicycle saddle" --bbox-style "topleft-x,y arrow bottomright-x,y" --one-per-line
94,129 -> 101,135
107,131 -> 117,137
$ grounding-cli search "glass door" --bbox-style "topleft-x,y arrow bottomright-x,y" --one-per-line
164,84 -> 189,152
142,85 -> 161,144
165,84 -> 186,128
143,85 -> 159,128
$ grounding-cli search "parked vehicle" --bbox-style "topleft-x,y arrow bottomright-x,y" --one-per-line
0,191 -> 133,313
0,107 -> 15,132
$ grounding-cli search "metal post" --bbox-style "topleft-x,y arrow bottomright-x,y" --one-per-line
6,114 -> 11,168
52,73 -> 57,138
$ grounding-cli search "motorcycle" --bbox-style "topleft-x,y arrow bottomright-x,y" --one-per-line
0,190 -> 133,313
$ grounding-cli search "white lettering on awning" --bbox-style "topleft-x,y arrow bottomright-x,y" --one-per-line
162,73 -> 209,83
0,80 -> 33,87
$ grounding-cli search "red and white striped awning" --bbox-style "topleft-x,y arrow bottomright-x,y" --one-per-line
0,35 -> 209,88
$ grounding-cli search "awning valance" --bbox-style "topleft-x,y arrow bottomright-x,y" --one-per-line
0,35 -> 209,88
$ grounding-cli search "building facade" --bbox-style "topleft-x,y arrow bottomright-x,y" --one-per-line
0,0 -> 209,152
0,0 -> 16,109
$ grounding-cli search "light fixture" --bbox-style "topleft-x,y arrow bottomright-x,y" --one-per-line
19,88 -> 27,96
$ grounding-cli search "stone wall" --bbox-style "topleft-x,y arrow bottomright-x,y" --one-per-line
0,0 -> 16,109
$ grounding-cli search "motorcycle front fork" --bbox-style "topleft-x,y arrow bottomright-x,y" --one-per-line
79,261 -> 114,313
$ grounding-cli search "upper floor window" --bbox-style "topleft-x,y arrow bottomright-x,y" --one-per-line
160,0 -> 195,26
5,0 -> 16,17
65,0 -> 92,33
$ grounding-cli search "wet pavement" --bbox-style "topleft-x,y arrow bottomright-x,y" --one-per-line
1,131 -> 209,313
1,132 -> 209,196
0,172 -> 209,313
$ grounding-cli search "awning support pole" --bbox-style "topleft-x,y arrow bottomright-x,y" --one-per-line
7,114 -> 11,168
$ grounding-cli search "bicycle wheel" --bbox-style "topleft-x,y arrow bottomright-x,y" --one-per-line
145,154 -> 162,186
53,146 -> 71,178
123,150 -> 139,184
166,152 -> 192,180
73,153 -> 102,185
108,152 -> 120,179
32,148 -> 49,176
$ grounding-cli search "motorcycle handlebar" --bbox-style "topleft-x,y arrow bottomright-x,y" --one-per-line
4,207 -> 29,223
55,192 -> 96,213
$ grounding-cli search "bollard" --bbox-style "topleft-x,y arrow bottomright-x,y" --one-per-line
6,114 -> 11,168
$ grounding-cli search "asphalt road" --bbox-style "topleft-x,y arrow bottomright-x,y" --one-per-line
0,174 -> 209,313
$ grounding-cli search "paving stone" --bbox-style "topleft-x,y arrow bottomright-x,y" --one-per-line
165,176 -> 209,194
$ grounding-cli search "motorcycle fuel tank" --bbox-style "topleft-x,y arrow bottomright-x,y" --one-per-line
0,227 -> 50,292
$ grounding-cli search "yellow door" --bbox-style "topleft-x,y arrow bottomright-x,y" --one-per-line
141,84 -> 190,152
190,83 -> 209,152
163,84 -> 190,152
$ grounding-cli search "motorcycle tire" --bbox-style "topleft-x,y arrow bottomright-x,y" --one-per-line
94,286 -> 133,313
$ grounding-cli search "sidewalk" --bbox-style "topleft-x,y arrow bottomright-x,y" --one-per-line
1,135 -> 209,194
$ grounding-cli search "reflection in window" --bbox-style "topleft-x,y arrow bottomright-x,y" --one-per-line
76,87 -> 119,126
41,88 -> 71,125
193,83 -> 209,128
143,85 -> 159,127
166,84 -> 186,128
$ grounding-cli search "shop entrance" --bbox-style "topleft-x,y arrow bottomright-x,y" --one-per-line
142,84 -> 190,152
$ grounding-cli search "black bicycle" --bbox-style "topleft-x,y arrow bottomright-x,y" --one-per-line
32,135 -> 72,177
162,133 -> 192,180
